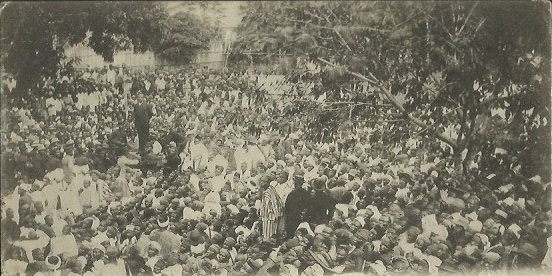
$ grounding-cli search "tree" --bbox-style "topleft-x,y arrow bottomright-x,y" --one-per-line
231,1 -> 551,180
155,11 -> 220,65
1,2 -> 167,91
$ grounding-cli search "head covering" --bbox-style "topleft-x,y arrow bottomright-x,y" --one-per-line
158,216 -> 170,228
208,244 -> 221,253
227,204 -> 239,215
355,217 -> 366,227
468,220 -> 483,232
312,178 -> 325,190
46,255 -> 61,270
392,256 -> 409,267
296,222 -> 315,236
189,230 -> 204,245
90,242 -> 106,253
483,252 -> 501,263
105,246 -> 119,258
369,260 -> 387,275
249,259 -> 264,269
508,224 -> 522,238
494,209 -> 508,219
283,264 -> 299,276
293,171 -> 305,182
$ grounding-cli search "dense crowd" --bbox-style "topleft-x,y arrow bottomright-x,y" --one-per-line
1,66 -> 551,276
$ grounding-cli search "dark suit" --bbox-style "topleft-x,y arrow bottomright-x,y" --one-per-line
134,103 -> 153,153
131,78 -> 145,94
308,190 -> 336,225
284,187 -> 312,239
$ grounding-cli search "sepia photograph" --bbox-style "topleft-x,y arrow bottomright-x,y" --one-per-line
0,1 -> 551,275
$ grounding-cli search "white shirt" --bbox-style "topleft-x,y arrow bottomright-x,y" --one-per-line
107,69 -> 116,84
144,80 -> 151,91
234,147 -> 249,171
210,175 -> 226,193
155,78 -> 166,91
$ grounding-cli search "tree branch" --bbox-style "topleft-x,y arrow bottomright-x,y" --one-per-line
333,28 -> 352,51
352,119 -> 408,123
324,8 -> 353,51
317,57 -> 459,150
457,2 -> 479,36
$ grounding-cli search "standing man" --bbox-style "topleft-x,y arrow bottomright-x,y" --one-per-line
283,172 -> 312,239
260,176 -> 283,241
106,65 -> 117,87
308,178 -> 336,225
134,93 -> 154,155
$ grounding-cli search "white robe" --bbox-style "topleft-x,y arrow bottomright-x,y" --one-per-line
207,154 -> 229,175
189,141 -> 210,170
155,78 -> 166,91
50,234 -> 79,257
106,69 -> 116,85
59,190 -> 83,216
210,175 -> 226,193
202,192 -> 222,216
247,145 -> 266,170
234,147 -> 249,170
80,184 -> 101,209
42,183 -> 62,212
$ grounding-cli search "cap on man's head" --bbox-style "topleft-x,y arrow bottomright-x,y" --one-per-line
46,255 -> 61,270
157,215 -> 170,228
293,172 -> 305,183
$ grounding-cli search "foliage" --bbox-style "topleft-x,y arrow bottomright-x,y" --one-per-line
1,2 -> 167,91
155,11 -> 220,65
232,1 -> 551,179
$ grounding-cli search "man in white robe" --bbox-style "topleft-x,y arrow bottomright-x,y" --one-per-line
209,165 -> 227,193
79,179 -> 100,210
259,135 -> 275,160
59,188 -> 83,217
41,177 -> 62,214
274,171 -> 294,204
90,171 -> 109,205
155,75 -> 166,92
30,183 -> 47,207
189,136 -> 210,171
202,188 -> 222,216
247,141 -> 266,171
50,225 -> 79,258
106,65 -> 116,86
207,154 -> 229,176
233,139 -> 249,170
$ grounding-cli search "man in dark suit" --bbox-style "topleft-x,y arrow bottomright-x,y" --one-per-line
131,73 -> 146,94
284,173 -> 312,239
133,93 -> 154,155
308,177 -> 336,225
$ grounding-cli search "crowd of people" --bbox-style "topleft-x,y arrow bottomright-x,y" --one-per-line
1,65 -> 551,276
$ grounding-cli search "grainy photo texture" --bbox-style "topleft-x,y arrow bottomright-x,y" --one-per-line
0,1 -> 551,276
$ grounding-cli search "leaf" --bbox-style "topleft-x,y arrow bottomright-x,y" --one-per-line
394,93 -> 407,106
